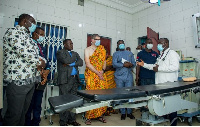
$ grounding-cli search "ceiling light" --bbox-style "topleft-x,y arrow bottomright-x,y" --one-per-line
149,0 -> 158,3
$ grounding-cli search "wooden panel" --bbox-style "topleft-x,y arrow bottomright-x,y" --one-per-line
147,27 -> 159,54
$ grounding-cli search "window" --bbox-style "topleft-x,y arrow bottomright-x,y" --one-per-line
192,13 -> 200,48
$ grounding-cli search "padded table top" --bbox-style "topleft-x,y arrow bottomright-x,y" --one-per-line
77,87 -> 146,101
77,80 -> 200,101
137,80 -> 200,96
48,94 -> 83,113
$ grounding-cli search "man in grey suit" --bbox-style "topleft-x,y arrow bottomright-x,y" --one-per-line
57,39 -> 83,126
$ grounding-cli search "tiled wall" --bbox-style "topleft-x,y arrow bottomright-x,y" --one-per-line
132,0 -> 200,60
0,0 -> 134,74
1,0 -> 200,73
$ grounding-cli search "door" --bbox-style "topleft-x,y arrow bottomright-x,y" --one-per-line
147,27 -> 159,54
87,34 -> 111,55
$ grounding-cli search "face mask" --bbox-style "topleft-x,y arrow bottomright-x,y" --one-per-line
157,44 -> 164,51
119,44 -> 125,50
95,40 -> 101,46
37,36 -> 45,43
26,20 -> 36,33
147,44 -> 153,49
137,50 -> 141,53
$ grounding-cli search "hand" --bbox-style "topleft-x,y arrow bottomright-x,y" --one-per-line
41,77 -> 47,85
37,58 -> 46,71
153,64 -> 159,72
99,70 -> 104,74
63,64 -> 68,67
123,62 -> 133,68
42,70 -> 50,77
97,71 -> 104,81
137,59 -> 144,67
40,70 -> 50,85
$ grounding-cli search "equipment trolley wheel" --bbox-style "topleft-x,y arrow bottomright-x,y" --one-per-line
49,121 -> 53,125
44,115 -> 47,119
187,117 -> 192,126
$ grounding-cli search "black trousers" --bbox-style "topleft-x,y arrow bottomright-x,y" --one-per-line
59,76 -> 78,125
25,87 -> 44,126
3,82 -> 35,126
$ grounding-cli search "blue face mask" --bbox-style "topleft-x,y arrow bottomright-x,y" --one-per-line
157,44 -> 164,51
119,44 -> 125,50
95,40 -> 101,46
29,23 -> 36,33
26,20 -> 36,33
37,36 -> 45,43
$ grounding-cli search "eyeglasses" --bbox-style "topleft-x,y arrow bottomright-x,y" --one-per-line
94,39 -> 100,40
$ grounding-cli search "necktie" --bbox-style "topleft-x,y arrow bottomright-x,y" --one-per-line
37,43 -> 44,57
69,51 -> 72,57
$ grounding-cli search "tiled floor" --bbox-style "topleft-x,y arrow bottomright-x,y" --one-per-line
40,109 -> 200,126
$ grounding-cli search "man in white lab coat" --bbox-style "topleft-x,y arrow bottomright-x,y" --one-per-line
137,38 -> 180,126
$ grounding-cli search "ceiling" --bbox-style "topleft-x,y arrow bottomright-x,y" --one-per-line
117,0 -> 144,6
90,0 -> 155,14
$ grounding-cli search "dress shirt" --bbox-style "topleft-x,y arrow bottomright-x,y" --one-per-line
3,25 -> 40,86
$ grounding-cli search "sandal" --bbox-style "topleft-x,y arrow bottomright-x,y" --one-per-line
85,119 -> 91,125
98,116 -> 107,123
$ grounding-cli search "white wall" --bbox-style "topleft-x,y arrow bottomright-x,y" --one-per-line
132,0 -> 200,60
0,0 -> 134,74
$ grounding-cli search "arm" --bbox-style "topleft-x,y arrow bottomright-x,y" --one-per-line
74,52 -> 83,67
42,45 -> 50,70
112,52 -> 123,68
103,60 -> 106,70
131,53 -> 136,68
137,59 -> 156,70
56,50 -> 74,64
135,65 -> 140,86
158,51 -> 180,72
84,48 -> 99,74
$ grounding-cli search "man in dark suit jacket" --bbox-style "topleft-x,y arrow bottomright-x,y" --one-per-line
56,39 -> 83,126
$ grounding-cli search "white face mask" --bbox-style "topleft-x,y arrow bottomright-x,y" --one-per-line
137,50 -> 142,53
147,44 -> 153,49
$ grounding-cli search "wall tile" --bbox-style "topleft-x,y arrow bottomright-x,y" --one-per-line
70,4 -> 84,14
107,20 -> 116,30
37,4 -> 55,15
0,0 -> 18,8
38,0 -> 55,7
96,18 -> 106,28
107,7 -> 117,15
55,0 -> 71,10
107,28 -> 117,38
55,8 -> 69,19
182,0 -> 198,11
107,13 -> 117,22
70,11 -> 84,22
0,5 -> 18,17
84,7 -> 95,17
84,15 -> 95,25
170,20 -> 184,32
96,10 -> 106,20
